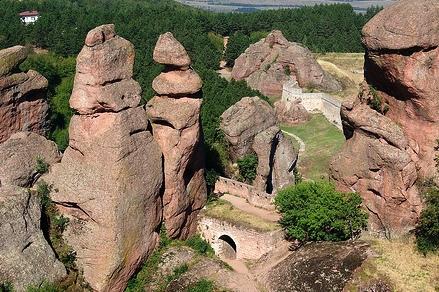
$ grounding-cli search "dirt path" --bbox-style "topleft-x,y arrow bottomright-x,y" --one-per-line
221,193 -> 280,222
282,130 -> 306,154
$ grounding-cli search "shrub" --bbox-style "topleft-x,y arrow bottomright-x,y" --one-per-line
274,181 -> 368,242
369,87 -> 389,114
187,279 -> 214,292
415,183 -> 439,255
0,282 -> 13,292
237,154 -> 258,184
26,281 -> 62,292
185,235 -> 214,256
35,156 -> 49,174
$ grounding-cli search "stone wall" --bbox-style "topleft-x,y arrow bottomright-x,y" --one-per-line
214,176 -> 274,210
282,80 -> 342,129
198,216 -> 283,260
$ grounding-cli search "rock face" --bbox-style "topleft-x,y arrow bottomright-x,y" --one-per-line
231,30 -> 341,98
221,96 -> 297,194
46,25 -> 163,291
146,32 -> 207,240
0,46 -> 49,143
262,241 -> 369,292
0,132 -> 60,188
274,99 -> 310,125
0,185 -> 66,291
331,0 -> 438,235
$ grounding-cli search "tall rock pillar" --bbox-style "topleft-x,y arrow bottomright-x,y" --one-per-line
46,25 -> 163,291
146,32 -> 207,239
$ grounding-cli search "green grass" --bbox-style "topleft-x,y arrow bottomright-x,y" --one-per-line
204,199 -> 279,232
281,114 -> 345,181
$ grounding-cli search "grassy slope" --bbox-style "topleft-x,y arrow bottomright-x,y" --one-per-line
281,114 -> 345,181
347,236 -> 439,292
203,199 -> 279,232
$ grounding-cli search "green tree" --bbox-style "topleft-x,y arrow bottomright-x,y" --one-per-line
237,154 -> 258,184
274,181 -> 368,242
416,181 -> 439,255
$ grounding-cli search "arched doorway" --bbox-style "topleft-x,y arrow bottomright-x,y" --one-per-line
218,234 -> 237,259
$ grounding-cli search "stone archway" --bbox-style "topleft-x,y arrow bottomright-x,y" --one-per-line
218,234 -> 237,259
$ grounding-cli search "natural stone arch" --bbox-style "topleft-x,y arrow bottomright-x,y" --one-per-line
218,234 -> 237,259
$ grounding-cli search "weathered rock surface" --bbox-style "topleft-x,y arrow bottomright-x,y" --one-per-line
252,126 -> 296,193
147,32 -> 207,239
231,30 -> 341,98
0,132 -> 60,188
330,0 -> 438,235
0,185 -> 66,291
0,46 -> 28,77
221,96 -> 296,194
152,70 -> 202,96
153,32 -> 191,68
45,24 -> 163,291
261,241 -> 369,292
0,46 -> 49,143
274,99 -> 310,125
221,96 -> 277,160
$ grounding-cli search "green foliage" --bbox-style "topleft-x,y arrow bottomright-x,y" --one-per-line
274,181 -> 368,242
0,282 -> 13,292
186,279 -> 214,292
185,235 -> 214,256
35,156 -> 49,174
415,181 -> 439,255
26,282 -> 62,292
205,168 -> 219,194
165,264 -> 188,285
369,87 -> 389,114
37,181 -> 76,270
125,248 -> 163,292
237,154 -> 258,184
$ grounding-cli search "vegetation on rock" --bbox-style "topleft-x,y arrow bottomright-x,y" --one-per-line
237,154 -> 258,184
415,180 -> 439,255
274,181 -> 368,242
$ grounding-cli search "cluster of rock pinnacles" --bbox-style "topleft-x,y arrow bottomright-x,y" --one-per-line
0,25 -> 207,291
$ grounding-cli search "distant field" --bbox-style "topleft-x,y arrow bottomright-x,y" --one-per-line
176,0 -> 394,12
281,114 -> 345,181
316,52 -> 364,101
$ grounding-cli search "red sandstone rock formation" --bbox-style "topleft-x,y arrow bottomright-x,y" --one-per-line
231,30 -> 341,98
274,99 -> 310,125
221,96 -> 297,194
0,46 -> 48,143
46,25 -> 163,291
146,32 -> 207,239
331,0 -> 439,235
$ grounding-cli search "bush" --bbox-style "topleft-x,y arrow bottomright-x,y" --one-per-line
274,181 -> 368,242
415,183 -> 439,255
187,279 -> 214,292
185,235 -> 214,256
35,156 -> 49,174
237,154 -> 258,184
0,282 -> 13,292
26,281 -> 62,292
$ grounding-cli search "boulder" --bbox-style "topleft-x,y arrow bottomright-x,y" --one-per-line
231,30 -> 341,98
147,32 -> 207,239
0,64 -> 49,143
45,25 -> 163,291
0,185 -> 66,291
252,126 -> 296,194
70,24 -> 139,114
0,45 -> 28,77
274,99 -> 310,125
221,96 -> 277,160
153,32 -> 191,68
0,132 -> 60,188
152,70 -> 202,96
331,0 -> 439,235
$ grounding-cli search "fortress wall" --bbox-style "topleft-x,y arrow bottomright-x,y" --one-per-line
214,177 -> 274,210
282,81 -> 342,129
198,216 -> 283,260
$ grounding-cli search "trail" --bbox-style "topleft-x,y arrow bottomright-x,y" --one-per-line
221,193 -> 280,222
281,130 -> 306,154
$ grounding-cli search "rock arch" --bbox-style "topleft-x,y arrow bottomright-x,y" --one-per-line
218,234 -> 237,259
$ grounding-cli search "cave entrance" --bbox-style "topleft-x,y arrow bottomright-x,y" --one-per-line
218,234 -> 237,259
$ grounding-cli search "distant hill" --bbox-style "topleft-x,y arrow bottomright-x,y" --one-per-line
176,0 -> 394,12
